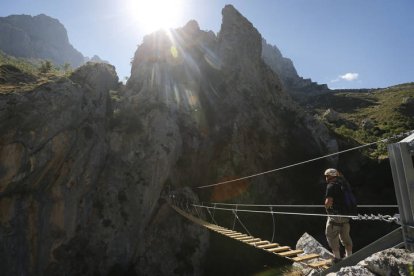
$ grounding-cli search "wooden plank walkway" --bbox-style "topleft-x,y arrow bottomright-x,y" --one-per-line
171,205 -> 332,269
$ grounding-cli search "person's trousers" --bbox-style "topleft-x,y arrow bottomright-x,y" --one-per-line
325,217 -> 352,251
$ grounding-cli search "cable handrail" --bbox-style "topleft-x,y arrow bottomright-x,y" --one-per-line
169,199 -> 400,225
195,130 -> 414,189
193,204 -> 359,219
207,203 -> 399,208
192,204 -> 400,223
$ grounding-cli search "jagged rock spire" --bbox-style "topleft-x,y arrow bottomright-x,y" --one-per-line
218,5 -> 262,68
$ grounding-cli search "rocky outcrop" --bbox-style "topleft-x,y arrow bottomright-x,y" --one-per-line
0,5 -> 339,275
358,248 -> 414,276
329,266 -> 375,275
0,14 -> 84,67
296,232 -> 333,259
327,248 -> 414,276
0,63 -> 118,275
294,233 -> 414,276
261,39 -> 298,87
126,4 -> 335,273
262,39 -> 329,100
84,55 -> 110,64
294,233 -> 335,276
323,108 -> 341,123
0,64 -> 36,84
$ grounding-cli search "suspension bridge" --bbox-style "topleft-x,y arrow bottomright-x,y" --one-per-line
168,131 -> 414,274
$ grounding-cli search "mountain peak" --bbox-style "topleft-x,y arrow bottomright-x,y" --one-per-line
0,14 -> 84,67
218,4 -> 262,68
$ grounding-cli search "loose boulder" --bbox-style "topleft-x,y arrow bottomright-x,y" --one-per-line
359,248 -> 414,276
296,232 -> 334,259
323,108 -> 341,123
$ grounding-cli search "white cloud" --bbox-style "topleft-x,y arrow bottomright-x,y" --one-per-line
340,72 -> 359,81
330,72 -> 359,83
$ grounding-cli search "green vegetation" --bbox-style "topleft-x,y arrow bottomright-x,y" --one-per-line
0,50 -> 74,78
0,50 -> 39,76
39,60 -> 53,73
0,51 -> 77,93
311,84 -> 414,158
109,90 -> 121,102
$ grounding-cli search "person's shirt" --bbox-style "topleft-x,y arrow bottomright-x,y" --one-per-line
325,178 -> 345,215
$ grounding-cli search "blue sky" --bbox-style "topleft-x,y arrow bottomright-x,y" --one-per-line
1,0 -> 413,89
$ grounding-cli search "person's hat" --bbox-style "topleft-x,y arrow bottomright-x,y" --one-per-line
324,168 -> 339,177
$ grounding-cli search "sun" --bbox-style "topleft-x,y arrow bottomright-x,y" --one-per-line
127,0 -> 185,33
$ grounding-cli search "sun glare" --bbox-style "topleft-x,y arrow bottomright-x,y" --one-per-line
127,0 -> 184,33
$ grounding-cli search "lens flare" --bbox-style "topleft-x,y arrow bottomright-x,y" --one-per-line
211,178 -> 250,202
127,0 -> 185,33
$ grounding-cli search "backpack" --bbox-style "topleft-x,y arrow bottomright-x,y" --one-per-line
338,176 -> 358,215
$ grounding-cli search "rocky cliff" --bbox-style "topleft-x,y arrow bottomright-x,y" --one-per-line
0,62 -> 119,275
1,4 -> 389,276
0,14 -> 84,67
296,233 -> 414,276
262,39 -> 329,100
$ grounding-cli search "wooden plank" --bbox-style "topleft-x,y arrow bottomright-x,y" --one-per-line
292,253 -> 320,262
216,228 -> 233,232
206,226 -> 219,230
267,246 -> 290,253
229,234 -> 247,238
278,249 -> 304,257
257,243 -> 279,249
170,206 -> 326,267
308,259 -> 332,269
251,241 -> 269,246
217,230 -> 236,234
244,238 -> 261,243
235,236 -> 253,241
228,232 -> 244,236
209,226 -> 225,230
208,224 -> 223,227
225,233 -> 243,237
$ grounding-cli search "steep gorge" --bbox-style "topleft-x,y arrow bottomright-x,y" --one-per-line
0,4 -> 402,275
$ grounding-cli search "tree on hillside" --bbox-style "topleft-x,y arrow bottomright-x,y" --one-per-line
39,60 -> 53,73
62,62 -> 71,72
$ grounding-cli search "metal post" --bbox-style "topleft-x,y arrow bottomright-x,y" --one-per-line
387,133 -> 414,251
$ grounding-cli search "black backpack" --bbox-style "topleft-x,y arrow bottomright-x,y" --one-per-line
338,176 -> 358,215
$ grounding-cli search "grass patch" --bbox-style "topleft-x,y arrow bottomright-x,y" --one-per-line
310,83 -> 414,158
0,51 -> 75,93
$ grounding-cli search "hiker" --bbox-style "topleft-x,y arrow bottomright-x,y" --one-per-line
324,168 -> 353,262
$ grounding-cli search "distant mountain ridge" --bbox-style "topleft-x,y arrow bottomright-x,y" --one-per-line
261,39 -> 329,99
0,14 -> 84,67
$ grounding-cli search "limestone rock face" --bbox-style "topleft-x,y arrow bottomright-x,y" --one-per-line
126,4 -> 335,274
84,55 -> 110,64
262,39 -> 329,100
296,232 -> 333,259
295,234 -> 413,276
0,5 -> 338,276
0,63 -> 118,275
325,248 -> 414,276
0,64 -> 36,84
323,108 -> 341,123
0,14 -> 84,67
261,39 -> 299,87
359,248 -> 414,276
326,266 -> 375,276
218,5 -> 262,71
